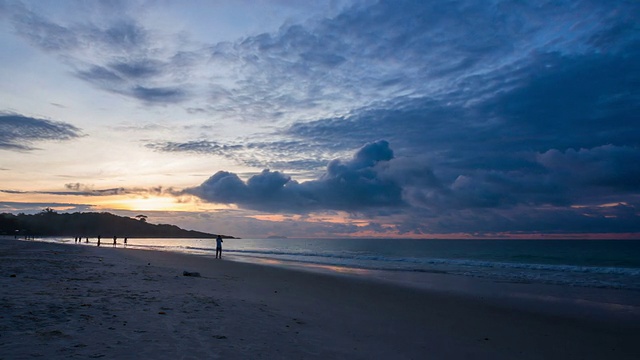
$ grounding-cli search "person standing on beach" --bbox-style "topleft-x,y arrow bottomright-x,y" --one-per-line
113,236 -> 117,247
97,236 -> 101,247
216,235 -> 223,259
124,237 -> 127,247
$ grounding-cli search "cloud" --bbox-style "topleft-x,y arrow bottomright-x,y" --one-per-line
181,137 -> 640,235
0,201 -> 95,214
146,139 -> 334,172
0,113 -> 82,151
10,2 -> 148,53
61,183 -> 180,197
110,59 -> 163,79
272,15 -> 640,214
537,146 -> 640,192
2,0 -> 638,236
192,0 -> 638,122
167,1 -> 628,178
6,0 -> 637,116
284,49 -> 638,155
131,86 -> 187,103
143,0 -> 639,234
74,64 -> 188,104
145,140 -> 241,156
5,2 -> 192,105
478,51 -> 640,151
0,183 -> 176,197
394,201 -> 640,235
185,140 -> 404,212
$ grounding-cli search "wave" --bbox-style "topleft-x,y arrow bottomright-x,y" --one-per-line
221,248 -> 640,277
34,237 -> 640,290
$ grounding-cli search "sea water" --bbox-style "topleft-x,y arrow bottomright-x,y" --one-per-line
36,237 -> 640,291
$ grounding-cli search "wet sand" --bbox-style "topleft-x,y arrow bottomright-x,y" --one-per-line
1,238 -> 638,359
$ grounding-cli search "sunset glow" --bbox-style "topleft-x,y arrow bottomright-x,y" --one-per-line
1,0 -> 638,238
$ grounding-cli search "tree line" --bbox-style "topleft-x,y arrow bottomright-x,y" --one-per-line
0,209 -> 233,239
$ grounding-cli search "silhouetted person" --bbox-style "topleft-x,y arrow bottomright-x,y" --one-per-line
86,237 -> 89,243
97,236 -> 101,247
216,235 -> 223,259
113,236 -> 117,247
124,237 -> 127,247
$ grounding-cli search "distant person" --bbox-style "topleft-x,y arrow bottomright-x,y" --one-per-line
216,235 -> 223,259
97,236 -> 101,247
113,236 -> 117,247
124,237 -> 128,247
86,237 -> 89,243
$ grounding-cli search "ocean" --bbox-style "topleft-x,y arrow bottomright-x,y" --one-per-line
33,237 -> 640,292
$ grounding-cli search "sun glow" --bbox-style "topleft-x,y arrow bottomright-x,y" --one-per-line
92,195 -> 234,212
93,197 -> 190,211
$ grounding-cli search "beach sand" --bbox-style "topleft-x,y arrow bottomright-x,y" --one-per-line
1,239 -> 638,359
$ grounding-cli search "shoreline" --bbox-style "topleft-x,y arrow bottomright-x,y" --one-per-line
2,238 -> 639,359
227,253 -> 640,326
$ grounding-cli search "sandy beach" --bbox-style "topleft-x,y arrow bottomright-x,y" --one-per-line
1,239 -> 639,359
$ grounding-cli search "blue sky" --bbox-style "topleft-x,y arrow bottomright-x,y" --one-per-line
1,0 -> 638,238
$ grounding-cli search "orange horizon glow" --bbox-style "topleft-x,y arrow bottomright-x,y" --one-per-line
93,196 -> 238,212
1,194 -> 639,240
0,192 -> 231,213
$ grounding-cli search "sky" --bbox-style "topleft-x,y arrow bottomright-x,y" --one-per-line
0,0 -> 639,239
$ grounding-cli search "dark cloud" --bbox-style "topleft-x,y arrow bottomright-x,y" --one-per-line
182,137 -> 640,234
158,19 -> 638,231
0,113 -> 82,151
110,60 -> 163,79
131,86 -> 187,103
185,140 -> 404,212
537,146 -> 640,192
479,51 -> 640,151
275,22 -> 640,217
285,47 -> 639,155
390,201 -> 640,236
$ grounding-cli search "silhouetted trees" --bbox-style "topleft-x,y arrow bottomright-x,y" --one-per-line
0,210 -> 233,238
